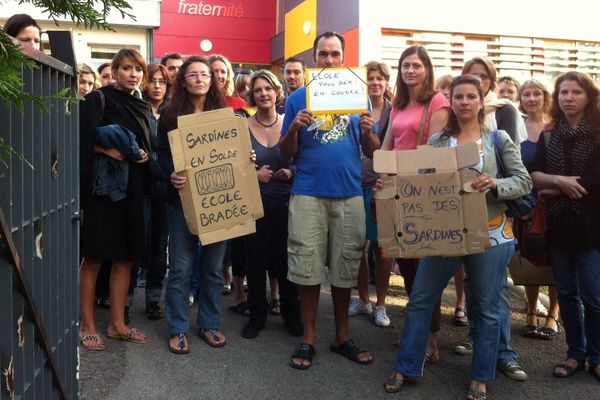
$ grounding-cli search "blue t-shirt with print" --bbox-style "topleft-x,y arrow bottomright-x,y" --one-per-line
281,86 -> 362,198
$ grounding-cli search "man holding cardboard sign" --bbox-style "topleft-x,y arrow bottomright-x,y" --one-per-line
280,31 -> 381,370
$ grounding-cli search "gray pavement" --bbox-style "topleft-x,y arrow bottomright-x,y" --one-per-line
80,275 -> 598,400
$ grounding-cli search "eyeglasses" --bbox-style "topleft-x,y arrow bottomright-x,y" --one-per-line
184,71 -> 211,81
150,79 -> 168,86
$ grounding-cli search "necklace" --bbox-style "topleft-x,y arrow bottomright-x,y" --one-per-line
254,113 -> 278,128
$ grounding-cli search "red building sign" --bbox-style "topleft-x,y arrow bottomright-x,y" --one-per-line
154,0 -> 276,63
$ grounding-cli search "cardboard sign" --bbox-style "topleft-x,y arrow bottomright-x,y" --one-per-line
168,108 -> 263,245
305,67 -> 368,115
373,143 -> 489,258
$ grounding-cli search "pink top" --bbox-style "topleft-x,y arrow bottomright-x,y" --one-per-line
390,92 -> 449,150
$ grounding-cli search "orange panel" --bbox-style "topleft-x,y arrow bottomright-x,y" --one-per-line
343,28 -> 359,67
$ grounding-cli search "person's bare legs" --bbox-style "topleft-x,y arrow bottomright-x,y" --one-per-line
107,260 -> 133,334
80,257 -> 103,335
543,286 -> 560,331
374,246 -> 392,307
525,285 -> 540,328
454,266 -> 466,310
269,277 -> 279,302
232,275 -> 246,305
291,284 -> 320,368
332,285 -> 372,362
357,248 -> 370,304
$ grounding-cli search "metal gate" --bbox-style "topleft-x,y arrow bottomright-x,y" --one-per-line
0,48 -> 79,399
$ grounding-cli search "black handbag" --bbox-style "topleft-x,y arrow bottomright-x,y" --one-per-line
491,130 -> 536,218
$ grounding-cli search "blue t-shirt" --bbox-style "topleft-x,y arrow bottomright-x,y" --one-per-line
281,87 -> 362,197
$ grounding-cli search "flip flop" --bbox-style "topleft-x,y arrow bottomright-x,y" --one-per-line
229,301 -> 250,316
384,372 -> 404,393
330,339 -> 373,365
168,333 -> 190,354
289,343 -> 315,370
269,299 -> 281,315
198,328 -> 227,348
106,328 -> 150,344
79,334 -> 106,351
552,361 -> 585,378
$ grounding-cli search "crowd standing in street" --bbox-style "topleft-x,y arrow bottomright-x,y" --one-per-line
52,19 -> 600,396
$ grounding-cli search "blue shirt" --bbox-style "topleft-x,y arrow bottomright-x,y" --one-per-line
281,87 -> 362,197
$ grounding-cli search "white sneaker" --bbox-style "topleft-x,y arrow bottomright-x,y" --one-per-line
374,305 -> 391,327
348,298 -> 372,316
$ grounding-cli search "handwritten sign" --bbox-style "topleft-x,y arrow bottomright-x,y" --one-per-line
373,144 -> 489,258
305,67 -> 368,115
168,108 -> 263,245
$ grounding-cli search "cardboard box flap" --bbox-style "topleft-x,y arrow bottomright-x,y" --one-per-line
373,142 -> 480,175
177,108 -> 234,128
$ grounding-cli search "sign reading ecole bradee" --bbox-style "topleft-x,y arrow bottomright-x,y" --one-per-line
168,108 -> 264,245
305,67 -> 369,115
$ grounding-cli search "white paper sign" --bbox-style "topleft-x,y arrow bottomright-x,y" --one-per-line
305,67 -> 368,115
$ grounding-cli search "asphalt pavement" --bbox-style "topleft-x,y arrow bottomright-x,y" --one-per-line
80,274 -> 599,400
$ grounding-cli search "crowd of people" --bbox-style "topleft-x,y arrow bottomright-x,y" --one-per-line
6,13 -> 600,399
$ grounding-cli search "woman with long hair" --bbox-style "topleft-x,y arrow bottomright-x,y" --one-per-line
380,45 -> 450,361
349,60 -> 394,327
157,56 -> 229,354
240,69 -> 302,339
140,63 -> 171,320
455,58 -> 529,382
384,75 -> 532,399
530,71 -> 600,382
209,54 -> 246,110
518,79 -> 560,340
4,13 -> 41,51
79,48 -> 152,350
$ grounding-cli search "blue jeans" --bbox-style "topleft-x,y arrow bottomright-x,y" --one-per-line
165,204 -> 226,336
395,241 -> 514,382
549,247 -> 600,367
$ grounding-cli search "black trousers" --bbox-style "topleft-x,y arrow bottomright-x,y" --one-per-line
244,202 -> 300,325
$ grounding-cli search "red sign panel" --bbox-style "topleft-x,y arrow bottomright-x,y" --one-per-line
154,0 -> 276,63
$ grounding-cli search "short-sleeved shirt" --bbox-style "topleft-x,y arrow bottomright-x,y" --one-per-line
281,87 -> 362,197
391,92 -> 449,150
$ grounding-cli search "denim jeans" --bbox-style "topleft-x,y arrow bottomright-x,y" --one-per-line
395,241 -> 514,382
549,247 -> 600,367
146,193 -> 169,305
165,204 -> 226,335
464,267 -> 517,366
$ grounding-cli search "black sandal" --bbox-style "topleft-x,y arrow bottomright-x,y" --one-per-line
454,307 -> 468,326
537,316 -> 560,340
330,339 -> 373,365
229,301 -> 250,316
552,361 -> 585,378
290,343 -> 315,370
523,312 -> 539,338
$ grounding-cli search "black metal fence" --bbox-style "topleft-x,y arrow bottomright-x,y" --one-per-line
0,48 -> 79,400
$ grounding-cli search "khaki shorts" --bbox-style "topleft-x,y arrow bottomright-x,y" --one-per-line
287,195 -> 366,288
